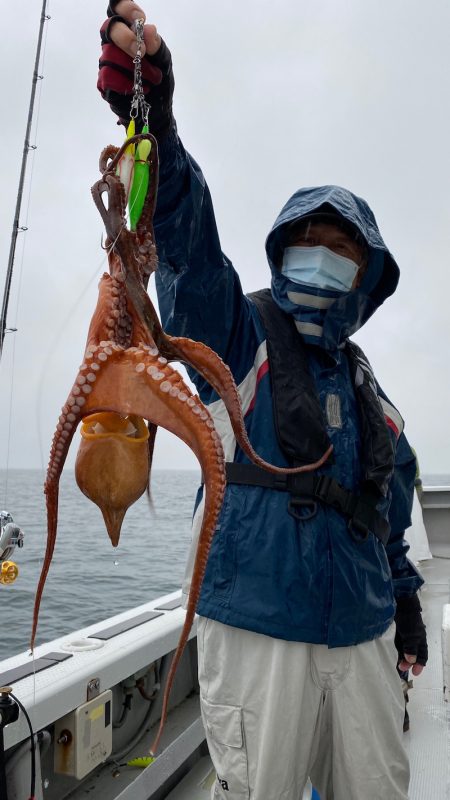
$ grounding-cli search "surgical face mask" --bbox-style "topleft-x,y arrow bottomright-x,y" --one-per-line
281,246 -> 359,292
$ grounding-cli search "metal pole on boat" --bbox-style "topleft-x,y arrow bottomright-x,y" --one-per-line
0,0 -> 50,359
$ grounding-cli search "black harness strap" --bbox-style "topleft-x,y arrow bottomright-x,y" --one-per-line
248,289 -> 395,493
225,462 -> 390,546
248,289 -> 332,466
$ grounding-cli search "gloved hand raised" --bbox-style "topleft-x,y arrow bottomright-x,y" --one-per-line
394,594 -> 428,676
97,1 -> 174,137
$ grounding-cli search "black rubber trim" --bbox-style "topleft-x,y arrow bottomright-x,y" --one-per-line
0,652 -> 73,687
88,611 -> 164,640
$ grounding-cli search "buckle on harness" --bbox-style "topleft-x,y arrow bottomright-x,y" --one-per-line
348,517 -> 370,543
314,475 -> 353,515
288,497 -> 318,521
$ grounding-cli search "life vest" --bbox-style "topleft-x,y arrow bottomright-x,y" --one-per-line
225,289 -> 399,547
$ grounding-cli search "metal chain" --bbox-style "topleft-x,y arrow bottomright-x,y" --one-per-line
130,18 -> 150,127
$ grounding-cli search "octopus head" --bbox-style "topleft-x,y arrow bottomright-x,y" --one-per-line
75,412 -> 150,546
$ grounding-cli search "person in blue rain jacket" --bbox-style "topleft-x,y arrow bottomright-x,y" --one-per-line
97,5 -> 428,798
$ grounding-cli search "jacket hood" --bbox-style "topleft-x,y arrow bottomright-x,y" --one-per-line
266,185 -> 400,345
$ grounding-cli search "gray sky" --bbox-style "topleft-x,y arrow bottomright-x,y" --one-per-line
0,0 -> 449,477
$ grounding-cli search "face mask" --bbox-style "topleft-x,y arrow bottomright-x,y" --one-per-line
281,246 -> 359,292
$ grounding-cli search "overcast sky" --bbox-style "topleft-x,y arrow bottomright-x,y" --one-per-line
0,0 -> 449,480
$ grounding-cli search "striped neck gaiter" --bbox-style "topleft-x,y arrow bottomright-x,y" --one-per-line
270,272 -> 345,350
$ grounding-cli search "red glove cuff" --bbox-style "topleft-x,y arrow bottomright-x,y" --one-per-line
98,38 -> 163,99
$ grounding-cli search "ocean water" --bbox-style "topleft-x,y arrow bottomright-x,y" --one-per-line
0,469 -> 200,662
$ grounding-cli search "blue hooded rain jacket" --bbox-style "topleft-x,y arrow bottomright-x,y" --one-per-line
153,129 -> 423,648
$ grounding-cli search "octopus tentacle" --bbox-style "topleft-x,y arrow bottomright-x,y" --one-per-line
150,436 -> 225,755
167,336 -> 333,473
32,347 -> 107,648
99,144 -> 119,174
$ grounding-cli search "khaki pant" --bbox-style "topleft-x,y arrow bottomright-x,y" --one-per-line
198,617 -> 409,800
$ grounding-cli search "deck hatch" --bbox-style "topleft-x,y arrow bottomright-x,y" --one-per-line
88,610 -> 164,640
0,651 -> 73,686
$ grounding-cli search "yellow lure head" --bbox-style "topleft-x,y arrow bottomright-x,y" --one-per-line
126,757 -> 155,768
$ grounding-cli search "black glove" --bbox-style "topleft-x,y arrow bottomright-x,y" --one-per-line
394,594 -> 428,667
97,9 -> 174,137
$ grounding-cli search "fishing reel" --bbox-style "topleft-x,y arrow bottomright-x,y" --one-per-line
0,511 -> 24,585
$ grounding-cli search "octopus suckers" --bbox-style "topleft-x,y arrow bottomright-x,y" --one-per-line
159,381 -> 172,393
135,363 -> 146,373
98,353 -> 108,362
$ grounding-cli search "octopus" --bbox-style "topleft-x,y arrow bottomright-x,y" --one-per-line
31,133 -> 332,754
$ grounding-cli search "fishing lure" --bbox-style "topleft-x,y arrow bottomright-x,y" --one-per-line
115,119 -> 136,203
129,124 -> 152,230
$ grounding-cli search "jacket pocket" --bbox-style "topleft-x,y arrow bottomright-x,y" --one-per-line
213,527 -> 237,601
201,696 -> 249,798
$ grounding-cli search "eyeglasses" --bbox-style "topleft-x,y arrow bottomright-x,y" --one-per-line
286,218 -> 368,268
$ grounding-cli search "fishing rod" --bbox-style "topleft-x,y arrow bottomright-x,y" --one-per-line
0,0 -> 51,359
0,3 -> 50,586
